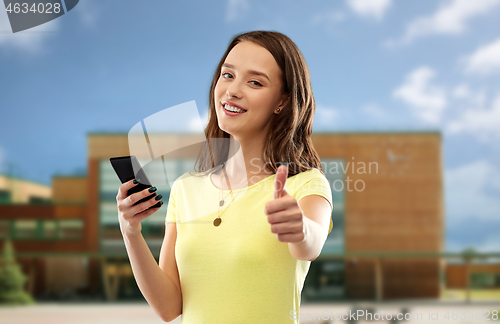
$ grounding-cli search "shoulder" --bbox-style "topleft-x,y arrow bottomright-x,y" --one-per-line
285,167 -> 329,193
289,167 -> 333,210
170,171 -> 208,192
289,167 -> 326,182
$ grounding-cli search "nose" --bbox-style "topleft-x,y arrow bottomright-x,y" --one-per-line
225,78 -> 242,99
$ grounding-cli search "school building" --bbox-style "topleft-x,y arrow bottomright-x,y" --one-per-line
0,131 -> 447,300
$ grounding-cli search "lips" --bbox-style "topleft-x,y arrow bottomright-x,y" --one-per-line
221,101 -> 247,112
223,105 -> 247,116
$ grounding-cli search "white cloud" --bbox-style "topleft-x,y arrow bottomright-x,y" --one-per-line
392,66 -> 447,124
463,37 -> 500,75
445,160 -> 500,222
452,83 -> 471,98
446,93 -> 500,143
390,0 -> 500,45
0,6 -> 60,54
316,104 -> 339,119
346,0 -> 392,20
451,83 -> 486,105
226,0 -> 250,22
314,104 -> 339,129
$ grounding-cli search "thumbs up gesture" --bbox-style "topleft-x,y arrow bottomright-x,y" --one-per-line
264,164 -> 306,243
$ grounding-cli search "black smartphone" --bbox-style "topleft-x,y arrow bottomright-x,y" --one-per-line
109,155 -> 162,209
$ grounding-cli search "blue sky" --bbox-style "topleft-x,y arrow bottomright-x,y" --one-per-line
1,0 -> 499,252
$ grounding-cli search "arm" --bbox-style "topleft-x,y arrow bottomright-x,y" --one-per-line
116,179 -> 182,322
265,165 -> 333,261
122,224 -> 182,322
288,195 -> 332,261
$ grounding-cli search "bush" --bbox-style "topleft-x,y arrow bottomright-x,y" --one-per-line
0,239 -> 35,305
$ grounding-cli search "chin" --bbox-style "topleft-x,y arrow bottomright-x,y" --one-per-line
219,124 -> 235,135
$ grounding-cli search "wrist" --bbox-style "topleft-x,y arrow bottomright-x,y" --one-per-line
288,217 -> 317,261
120,222 -> 142,238
296,214 -> 310,245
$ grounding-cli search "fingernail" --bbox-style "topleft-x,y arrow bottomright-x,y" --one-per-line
133,179 -> 140,184
155,194 -> 163,201
148,187 -> 157,193
160,201 -> 164,206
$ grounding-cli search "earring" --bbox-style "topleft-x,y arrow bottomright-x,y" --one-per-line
276,108 -> 281,113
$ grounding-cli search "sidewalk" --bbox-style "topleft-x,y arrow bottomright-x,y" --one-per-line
0,302 -> 177,324
1,301 -> 499,323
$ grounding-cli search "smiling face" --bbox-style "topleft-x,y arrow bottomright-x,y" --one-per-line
214,41 -> 288,139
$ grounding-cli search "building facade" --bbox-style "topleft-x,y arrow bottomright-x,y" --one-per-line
0,131 -> 444,300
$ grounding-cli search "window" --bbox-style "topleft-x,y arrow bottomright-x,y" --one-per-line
102,223 -> 121,240
29,196 -> 51,204
321,158 -> 345,254
3,219 -> 85,241
59,220 -> 83,240
43,220 -> 58,239
99,158 -> 188,253
0,190 -> 11,204
14,220 -> 37,239
143,223 -> 164,240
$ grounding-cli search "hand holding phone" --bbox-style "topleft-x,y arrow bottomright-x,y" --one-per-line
109,155 -> 162,208
110,156 -> 163,235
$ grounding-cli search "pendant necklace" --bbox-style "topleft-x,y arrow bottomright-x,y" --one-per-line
213,162 -> 245,227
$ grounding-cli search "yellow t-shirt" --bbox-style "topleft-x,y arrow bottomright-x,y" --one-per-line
165,167 -> 333,323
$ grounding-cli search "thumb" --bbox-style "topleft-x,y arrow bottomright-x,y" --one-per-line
274,164 -> 289,199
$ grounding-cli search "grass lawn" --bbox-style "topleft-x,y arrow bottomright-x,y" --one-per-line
442,288 -> 500,301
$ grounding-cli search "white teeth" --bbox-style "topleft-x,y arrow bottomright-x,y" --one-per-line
224,104 -> 245,113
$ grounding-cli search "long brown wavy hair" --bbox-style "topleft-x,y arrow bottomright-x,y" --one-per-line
193,30 -> 323,178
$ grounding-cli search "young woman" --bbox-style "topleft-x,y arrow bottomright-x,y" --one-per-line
116,31 -> 333,323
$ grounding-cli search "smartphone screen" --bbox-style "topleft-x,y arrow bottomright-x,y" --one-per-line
109,155 -> 162,209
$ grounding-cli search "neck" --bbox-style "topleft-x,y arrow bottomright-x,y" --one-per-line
222,132 -> 271,187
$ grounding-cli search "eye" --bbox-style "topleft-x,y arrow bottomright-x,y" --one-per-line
221,72 -> 262,87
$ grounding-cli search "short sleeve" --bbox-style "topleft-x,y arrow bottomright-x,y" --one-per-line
165,180 -> 178,224
294,171 -> 334,234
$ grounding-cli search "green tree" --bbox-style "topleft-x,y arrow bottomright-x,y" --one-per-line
0,239 -> 35,305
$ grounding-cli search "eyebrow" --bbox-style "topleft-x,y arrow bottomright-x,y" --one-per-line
221,63 -> 270,82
